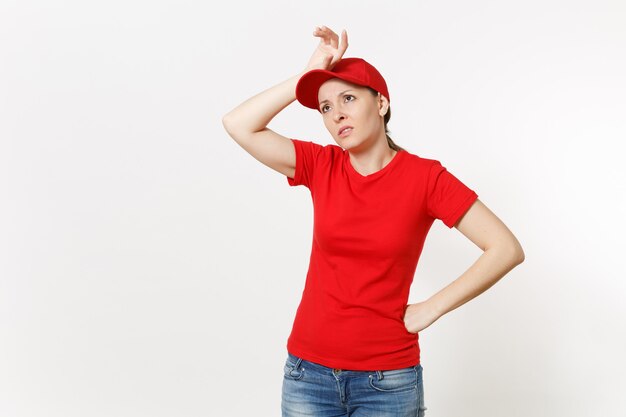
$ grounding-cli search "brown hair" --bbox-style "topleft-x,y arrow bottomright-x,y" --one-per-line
367,88 -> 405,152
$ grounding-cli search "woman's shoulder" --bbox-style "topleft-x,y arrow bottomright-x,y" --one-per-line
289,138 -> 344,165
401,149 -> 441,170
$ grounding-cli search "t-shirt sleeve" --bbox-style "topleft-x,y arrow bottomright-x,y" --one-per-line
286,138 -> 324,189
426,160 -> 479,228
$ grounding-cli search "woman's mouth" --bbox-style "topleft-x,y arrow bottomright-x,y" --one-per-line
338,126 -> 353,137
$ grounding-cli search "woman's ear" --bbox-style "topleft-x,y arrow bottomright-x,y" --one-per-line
378,92 -> 389,117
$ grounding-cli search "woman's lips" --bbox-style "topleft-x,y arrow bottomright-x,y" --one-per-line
338,127 -> 353,137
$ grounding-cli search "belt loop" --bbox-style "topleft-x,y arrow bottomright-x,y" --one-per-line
294,356 -> 303,370
376,370 -> 383,380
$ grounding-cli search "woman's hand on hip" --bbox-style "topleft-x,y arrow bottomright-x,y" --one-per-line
403,301 -> 441,334
304,25 -> 349,72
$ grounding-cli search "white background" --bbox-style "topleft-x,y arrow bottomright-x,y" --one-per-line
2,1 -> 625,416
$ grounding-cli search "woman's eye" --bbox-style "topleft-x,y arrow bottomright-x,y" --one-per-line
321,96 -> 353,112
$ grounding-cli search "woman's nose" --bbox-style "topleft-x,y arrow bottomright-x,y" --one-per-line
333,111 -> 346,122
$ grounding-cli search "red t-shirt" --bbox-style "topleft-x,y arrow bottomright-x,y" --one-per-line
285,138 -> 479,371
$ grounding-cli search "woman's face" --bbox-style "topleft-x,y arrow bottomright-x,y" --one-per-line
317,78 -> 388,151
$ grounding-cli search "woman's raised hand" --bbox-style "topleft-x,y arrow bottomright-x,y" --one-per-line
304,26 -> 349,72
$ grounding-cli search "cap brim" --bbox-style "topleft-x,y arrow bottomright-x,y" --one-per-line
296,69 -> 368,111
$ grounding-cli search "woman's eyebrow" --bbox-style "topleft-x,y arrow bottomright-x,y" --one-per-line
319,90 -> 355,105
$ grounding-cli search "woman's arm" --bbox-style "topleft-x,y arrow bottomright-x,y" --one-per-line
221,26 -> 348,178
404,198 -> 525,333
222,26 -> 348,136
222,71 -> 307,137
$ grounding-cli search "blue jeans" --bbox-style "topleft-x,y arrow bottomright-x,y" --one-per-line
282,352 -> 427,417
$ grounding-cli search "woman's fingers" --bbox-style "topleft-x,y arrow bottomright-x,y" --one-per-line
327,29 -> 339,47
314,25 -> 339,46
338,29 -> 349,56
324,26 -> 339,48
314,29 -> 332,46
312,26 -> 347,63
314,26 -> 330,37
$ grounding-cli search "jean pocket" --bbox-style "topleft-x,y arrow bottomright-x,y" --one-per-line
368,367 -> 417,393
283,354 -> 305,381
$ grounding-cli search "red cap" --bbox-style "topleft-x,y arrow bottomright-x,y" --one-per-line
296,57 -> 390,112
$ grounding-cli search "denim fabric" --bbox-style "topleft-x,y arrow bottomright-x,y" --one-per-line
282,352 -> 427,417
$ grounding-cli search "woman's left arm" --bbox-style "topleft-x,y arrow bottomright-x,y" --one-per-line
404,198 -> 525,334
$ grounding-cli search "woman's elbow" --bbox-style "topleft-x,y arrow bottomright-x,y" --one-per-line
222,112 -> 235,131
506,239 -> 525,265
489,238 -> 525,266
513,249 -> 525,266
511,234 -> 525,264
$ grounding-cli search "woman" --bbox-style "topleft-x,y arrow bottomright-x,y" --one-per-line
222,25 -> 525,417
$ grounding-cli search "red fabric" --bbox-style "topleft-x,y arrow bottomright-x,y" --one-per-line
285,138 -> 479,370
295,57 -> 390,111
